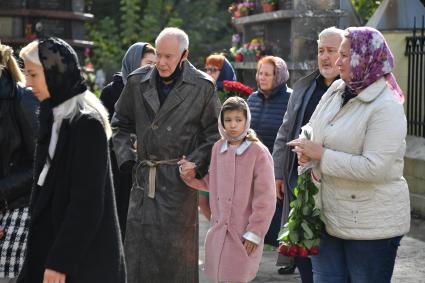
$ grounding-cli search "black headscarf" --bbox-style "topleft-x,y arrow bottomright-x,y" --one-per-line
34,37 -> 87,180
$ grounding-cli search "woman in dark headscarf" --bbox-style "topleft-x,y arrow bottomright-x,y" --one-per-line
288,27 -> 409,282
205,54 -> 236,91
18,38 -> 126,283
101,42 -> 155,239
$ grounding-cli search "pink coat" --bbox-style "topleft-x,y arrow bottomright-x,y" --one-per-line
185,139 -> 276,282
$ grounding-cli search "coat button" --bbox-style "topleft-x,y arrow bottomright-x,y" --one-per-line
152,124 -> 158,130
351,194 -> 356,199
228,198 -> 231,202
166,126 -> 172,131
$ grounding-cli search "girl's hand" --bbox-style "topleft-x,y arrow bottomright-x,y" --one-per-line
178,157 -> 196,181
43,269 -> 66,283
287,139 -> 324,161
243,239 -> 258,256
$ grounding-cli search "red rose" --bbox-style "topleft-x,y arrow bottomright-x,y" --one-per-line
288,245 -> 299,257
278,244 -> 289,256
309,246 -> 319,255
298,246 -> 309,257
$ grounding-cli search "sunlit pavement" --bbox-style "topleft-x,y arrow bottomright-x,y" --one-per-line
199,213 -> 425,283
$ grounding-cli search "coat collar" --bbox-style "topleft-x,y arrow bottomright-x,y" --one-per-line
220,140 -> 252,155
141,60 -> 200,86
335,77 -> 387,103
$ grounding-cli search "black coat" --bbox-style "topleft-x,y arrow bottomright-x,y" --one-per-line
18,114 -> 126,283
0,70 -> 38,211
100,73 -> 132,240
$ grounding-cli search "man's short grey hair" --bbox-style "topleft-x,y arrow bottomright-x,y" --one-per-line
155,27 -> 189,53
317,27 -> 345,44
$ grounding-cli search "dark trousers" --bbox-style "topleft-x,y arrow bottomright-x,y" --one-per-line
311,232 -> 402,283
295,256 -> 313,283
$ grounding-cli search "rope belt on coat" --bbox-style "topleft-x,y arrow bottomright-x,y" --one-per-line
138,159 -> 179,199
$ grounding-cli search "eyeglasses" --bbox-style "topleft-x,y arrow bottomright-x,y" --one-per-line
205,67 -> 220,73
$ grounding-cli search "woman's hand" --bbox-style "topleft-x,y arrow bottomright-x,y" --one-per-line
178,157 -> 196,181
43,269 -> 66,283
243,239 -> 258,256
287,139 -> 324,162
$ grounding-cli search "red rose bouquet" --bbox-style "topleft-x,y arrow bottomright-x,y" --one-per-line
223,80 -> 253,97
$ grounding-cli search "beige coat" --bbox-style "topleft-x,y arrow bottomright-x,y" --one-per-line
303,77 -> 410,240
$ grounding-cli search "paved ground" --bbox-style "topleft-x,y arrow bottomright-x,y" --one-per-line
198,214 -> 425,283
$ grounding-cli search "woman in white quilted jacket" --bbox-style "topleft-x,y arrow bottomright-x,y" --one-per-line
288,27 -> 410,283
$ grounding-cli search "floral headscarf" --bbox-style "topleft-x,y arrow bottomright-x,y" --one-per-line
345,27 -> 404,102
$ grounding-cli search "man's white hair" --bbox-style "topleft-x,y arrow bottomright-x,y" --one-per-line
317,26 -> 345,44
155,27 -> 189,52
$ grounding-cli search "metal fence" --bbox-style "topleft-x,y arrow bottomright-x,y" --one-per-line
405,16 -> 425,138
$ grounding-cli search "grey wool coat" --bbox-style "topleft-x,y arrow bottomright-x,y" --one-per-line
111,60 -> 221,283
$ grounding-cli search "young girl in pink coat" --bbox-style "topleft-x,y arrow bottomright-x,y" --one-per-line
179,96 -> 276,283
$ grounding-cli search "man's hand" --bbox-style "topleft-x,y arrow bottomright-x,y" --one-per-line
275,179 -> 284,200
43,269 -> 66,283
178,157 -> 196,181
243,239 -> 258,256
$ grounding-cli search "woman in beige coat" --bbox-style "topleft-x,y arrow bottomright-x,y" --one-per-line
288,27 -> 410,283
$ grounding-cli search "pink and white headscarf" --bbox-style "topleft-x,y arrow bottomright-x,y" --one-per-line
345,27 -> 404,103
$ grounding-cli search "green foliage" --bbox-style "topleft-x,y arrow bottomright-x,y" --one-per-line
351,0 -> 382,24
86,17 -> 123,75
278,170 -> 324,249
87,0 -> 234,74
120,0 -> 142,46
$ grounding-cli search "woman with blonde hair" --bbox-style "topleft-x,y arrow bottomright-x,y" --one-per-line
17,38 -> 126,283
0,43 -> 38,283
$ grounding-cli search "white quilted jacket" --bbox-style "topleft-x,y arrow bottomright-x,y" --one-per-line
303,77 -> 410,240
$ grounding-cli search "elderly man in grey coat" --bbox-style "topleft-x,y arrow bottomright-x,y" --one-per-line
111,27 -> 221,283
272,26 -> 344,282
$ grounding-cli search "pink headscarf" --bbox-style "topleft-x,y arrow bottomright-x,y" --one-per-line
345,27 -> 404,103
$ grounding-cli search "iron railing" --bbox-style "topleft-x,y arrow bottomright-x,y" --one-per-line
406,16 -> 425,138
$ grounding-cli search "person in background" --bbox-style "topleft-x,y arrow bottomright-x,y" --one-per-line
204,54 -> 237,91
247,55 -> 291,253
100,42 -> 156,239
272,27 -> 344,281
198,54 -> 236,221
18,37 -> 126,283
180,96 -> 276,283
0,44 -> 38,283
288,26 -> 409,283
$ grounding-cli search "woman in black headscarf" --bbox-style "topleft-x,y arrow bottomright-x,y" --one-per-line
17,38 -> 126,283
100,42 -> 155,239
